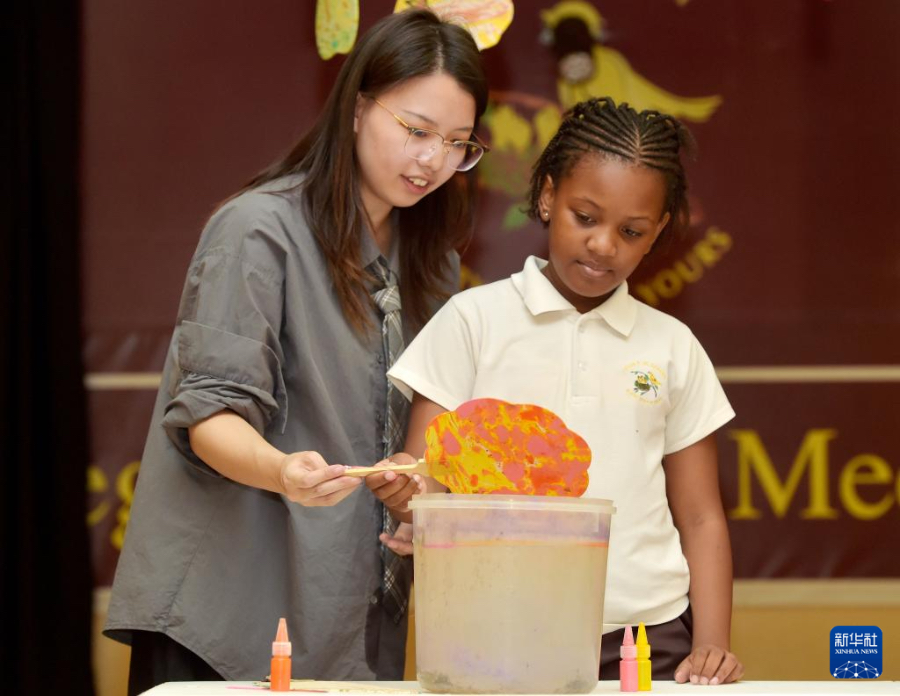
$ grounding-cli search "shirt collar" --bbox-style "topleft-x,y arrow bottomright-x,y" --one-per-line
511,256 -> 637,337
360,210 -> 400,275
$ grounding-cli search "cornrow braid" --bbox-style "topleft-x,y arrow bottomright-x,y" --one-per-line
528,97 -> 695,250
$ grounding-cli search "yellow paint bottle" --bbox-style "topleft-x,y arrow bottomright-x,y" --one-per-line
636,622 -> 652,691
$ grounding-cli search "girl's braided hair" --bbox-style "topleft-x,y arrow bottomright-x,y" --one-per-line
528,97 -> 695,249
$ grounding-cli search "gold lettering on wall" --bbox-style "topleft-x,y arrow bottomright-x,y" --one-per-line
634,226 -> 733,306
729,429 -> 897,520
86,464 -> 110,526
839,454 -> 896,520
111,461 -> 141,550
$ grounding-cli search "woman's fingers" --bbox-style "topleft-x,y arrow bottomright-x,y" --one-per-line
303,474 -> 363,505
303,481 -> 363,507
280,451 -> 361,505
279,451 -> 423,508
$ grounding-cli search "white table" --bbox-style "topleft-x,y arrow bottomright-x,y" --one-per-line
142,680 -> 898,695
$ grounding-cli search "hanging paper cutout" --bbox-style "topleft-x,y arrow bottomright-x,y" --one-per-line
540,0 -> 721,120
316,0 -> 360,60
394,0 -> 514,50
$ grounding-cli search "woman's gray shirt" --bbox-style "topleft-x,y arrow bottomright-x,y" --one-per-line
104,175 -> 459,680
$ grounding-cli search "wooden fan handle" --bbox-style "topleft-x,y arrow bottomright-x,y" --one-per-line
342,459 -> 427,477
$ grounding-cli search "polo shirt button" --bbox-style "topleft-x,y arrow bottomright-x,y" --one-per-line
370,593 -> 380,605
578,325 -> 586,333
578,361 -> 587,371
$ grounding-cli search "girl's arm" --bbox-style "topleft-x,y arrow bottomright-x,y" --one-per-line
372,392 -> 448,554
404,392 -> 450,494
367,392 -> 449,519
664,433 -> 744,685
189,410 -> 362,506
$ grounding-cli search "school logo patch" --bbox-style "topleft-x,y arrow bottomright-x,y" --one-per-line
624,362 -> 665,404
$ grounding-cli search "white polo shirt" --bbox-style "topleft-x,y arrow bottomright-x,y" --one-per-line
389,256 -> 735,631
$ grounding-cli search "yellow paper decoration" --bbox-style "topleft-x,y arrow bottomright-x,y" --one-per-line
394,0 -> 514,51
316,0 -> 359,60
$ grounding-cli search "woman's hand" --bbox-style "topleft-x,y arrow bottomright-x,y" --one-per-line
279,450 -> 362,506
365,452 -> 426,522
189,412 -> 360,504
379,521 -> 414,556
674,645 -> 744,685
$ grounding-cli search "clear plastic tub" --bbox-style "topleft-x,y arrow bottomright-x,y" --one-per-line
408,494 -> 615,694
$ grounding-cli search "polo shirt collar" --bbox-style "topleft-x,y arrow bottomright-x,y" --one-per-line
511,256 -> 637,337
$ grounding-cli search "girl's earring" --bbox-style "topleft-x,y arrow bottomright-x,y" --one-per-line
542,211 -> 550,220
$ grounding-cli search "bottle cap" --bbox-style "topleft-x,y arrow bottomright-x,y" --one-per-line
273,617 -> 292,657
635,622 -> 651,659
620,625 -> 637,659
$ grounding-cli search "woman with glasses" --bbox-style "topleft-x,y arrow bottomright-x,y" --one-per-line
104,9 -> 488,693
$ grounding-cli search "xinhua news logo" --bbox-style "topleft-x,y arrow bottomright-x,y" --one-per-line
830,626 -> 882,679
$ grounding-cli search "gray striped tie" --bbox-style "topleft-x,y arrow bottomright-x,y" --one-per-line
370,257 -> 411,623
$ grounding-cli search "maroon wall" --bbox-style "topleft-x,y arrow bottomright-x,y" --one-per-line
83,1 -> 900,585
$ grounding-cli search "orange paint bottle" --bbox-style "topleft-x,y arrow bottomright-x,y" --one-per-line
270,617 -> 292,691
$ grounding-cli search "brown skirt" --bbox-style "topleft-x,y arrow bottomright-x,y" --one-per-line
599,605 -> 693,680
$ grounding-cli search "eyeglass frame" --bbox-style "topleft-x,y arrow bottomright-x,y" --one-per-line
371,98 -> 490,171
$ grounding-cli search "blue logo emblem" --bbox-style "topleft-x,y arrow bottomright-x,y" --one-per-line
830,626 -> 882,679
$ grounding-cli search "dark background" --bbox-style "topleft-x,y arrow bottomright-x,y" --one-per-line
6,2 -> 898,693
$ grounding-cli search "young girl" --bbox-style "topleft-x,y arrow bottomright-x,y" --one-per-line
104,9 -> 487,693
385,97 -> 745,685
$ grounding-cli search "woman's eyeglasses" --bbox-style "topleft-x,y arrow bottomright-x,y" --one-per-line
372,98 -> 488,172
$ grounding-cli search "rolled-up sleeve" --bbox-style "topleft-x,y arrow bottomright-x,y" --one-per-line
160,203 -> 289,473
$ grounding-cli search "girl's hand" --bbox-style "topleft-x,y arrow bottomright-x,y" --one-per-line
379,521 -> 413,556
674,645 -> 744,685
365,452 -> 426,519
279,450 -> 362,506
